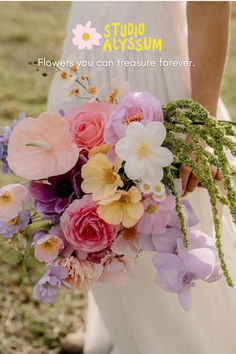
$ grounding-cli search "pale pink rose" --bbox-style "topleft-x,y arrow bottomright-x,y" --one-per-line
99,254 -> 134,286
60,195 -> 117,253
34,234 -> 64,264
65,102 -> 113,150
0,184 -> 28,222
55,256 -> 97,288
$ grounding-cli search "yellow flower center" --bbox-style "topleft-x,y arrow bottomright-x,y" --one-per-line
104,169 -> 117,184
147,204 -> 157,214
122,111 -> 143,125
143,184 -> 151,191
155,185 -> 162,193
7,216 -> 19,226
137,142 -> 150,158
40,239 -> 55,252
83,33 -> 90,41
122,226 -> 137,240
0,192 -> 13,205
119,194 -> 131,205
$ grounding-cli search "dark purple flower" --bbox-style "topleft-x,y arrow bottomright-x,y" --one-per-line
0,210 -> 31,238
33,265 -> 70,304
29,155 -> 87,215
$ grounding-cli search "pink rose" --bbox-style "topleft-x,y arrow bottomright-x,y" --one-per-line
65,102 -> 113,150
60,195 -> 117,253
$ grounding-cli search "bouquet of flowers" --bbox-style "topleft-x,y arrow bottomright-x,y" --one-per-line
0,67 -> 236,310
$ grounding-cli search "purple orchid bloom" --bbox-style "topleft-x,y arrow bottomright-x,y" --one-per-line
0,210 -> 31,238
0,113 -> 25,174
33,265 -> 70,304
152,229 -> 222,311
29,155 -> 87,215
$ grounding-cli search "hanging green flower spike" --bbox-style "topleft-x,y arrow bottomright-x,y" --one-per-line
162,99 -> 236,287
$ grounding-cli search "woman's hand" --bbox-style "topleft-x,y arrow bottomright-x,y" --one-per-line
179,134 -> 222,196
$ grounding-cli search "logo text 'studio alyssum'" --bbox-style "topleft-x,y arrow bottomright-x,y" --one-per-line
102,23 -> 162,52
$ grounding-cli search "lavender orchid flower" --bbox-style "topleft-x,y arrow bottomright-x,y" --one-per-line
152,229 -> 222,311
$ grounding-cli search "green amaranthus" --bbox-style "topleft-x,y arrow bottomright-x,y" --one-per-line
162,99 -> 236,287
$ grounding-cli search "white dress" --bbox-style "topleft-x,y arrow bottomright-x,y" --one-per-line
47,2 -> 236,354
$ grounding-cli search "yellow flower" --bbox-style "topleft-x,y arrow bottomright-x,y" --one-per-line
81,153 -> 123,201
97,186 -> 144,228
88,144 -> 112,159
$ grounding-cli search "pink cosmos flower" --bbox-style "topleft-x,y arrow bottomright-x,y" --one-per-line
65,102 -> 113,150
72,21 -> 102,50
60,195 -> 117,253
0,184 -> 28,222
99,254 -> 134,286
7,112 -> 79,180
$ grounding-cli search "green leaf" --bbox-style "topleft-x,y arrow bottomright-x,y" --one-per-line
2,249 -> 23,265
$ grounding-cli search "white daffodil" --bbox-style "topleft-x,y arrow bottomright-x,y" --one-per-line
115,122 -> 173,184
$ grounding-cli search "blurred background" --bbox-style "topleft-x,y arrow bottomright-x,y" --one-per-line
0,2 -> 235,353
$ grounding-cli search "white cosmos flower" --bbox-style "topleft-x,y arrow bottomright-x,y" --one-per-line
115,122 -> 173,184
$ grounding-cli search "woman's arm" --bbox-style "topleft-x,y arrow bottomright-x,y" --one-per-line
180,1 -> 231,195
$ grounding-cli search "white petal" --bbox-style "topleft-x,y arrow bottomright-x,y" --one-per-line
151,147 -> 173,167
142,164 -> 163,184
126,122 -> 145,145
115,137 -> 133,160
145,122 -> 166,146
124,157 -> 144,180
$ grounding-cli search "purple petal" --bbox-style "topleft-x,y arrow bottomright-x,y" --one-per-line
153,253 -> 185,293
138,233 -> 155,251
29,182 -> 57,202
177,238 -> 215,280
54,194 -> 73,213
152,228 -> 181,253
178,286 -> 192,311
49,265 -> 68,280
181,200 -> 199,227
35,200 -> 57,214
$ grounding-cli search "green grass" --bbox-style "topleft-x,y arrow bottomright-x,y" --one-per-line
0,2 -> 236,352
0,3 -> 88,353
0,2 -> 71,124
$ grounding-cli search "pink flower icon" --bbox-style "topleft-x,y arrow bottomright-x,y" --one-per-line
72,21 -> 102,50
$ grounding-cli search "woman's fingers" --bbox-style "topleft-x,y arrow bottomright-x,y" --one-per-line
215,169 -> 223,181
187,173 -> 199,193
